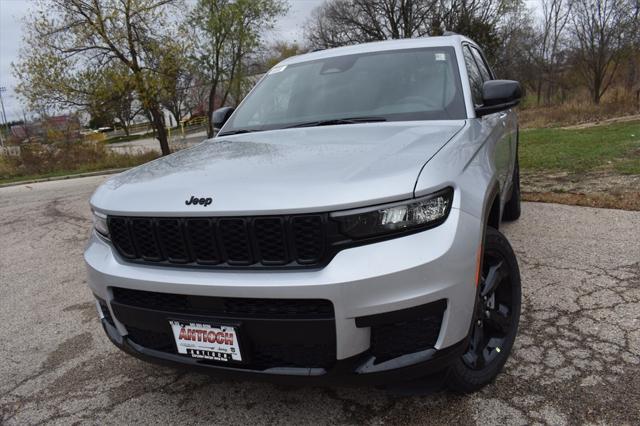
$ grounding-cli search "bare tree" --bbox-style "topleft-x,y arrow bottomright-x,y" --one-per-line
571,0 -> 634,104
435,0 -> 515,60
492,0 -> 538,82
531,0 -> 573,105
305,0 -> 438,49
304,0 -> 519,62
435,0 -> 512,32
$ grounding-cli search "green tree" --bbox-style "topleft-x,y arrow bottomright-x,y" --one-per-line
14,0 -> 180,155
156,37 -> 195,126
188,0 -> 288,137
89,64 -> 142,135
262,41 -> 306,69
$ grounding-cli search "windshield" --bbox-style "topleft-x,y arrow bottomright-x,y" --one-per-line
221,47 -> 466,135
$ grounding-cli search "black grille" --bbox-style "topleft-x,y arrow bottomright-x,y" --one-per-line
108,214 -> 328,268
254,218 -> 287,264
131,218 -> 162,260
112,287 -> 334,320
250,343 -> 334,369
292,216 -> 325,263
366,301 -> 446,363
127,327 -> 175,352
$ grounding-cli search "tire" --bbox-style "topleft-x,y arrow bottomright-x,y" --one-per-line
502,157 -> 521,221
446,227 -> 521,394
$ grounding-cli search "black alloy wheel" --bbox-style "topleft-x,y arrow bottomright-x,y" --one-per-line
462,245 -> 517,370
447,226 -> 521,393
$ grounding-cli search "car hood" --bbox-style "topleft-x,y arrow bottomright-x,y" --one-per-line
91,121 -> 465,215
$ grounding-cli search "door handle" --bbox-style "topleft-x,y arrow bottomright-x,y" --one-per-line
498,111 -> 508,126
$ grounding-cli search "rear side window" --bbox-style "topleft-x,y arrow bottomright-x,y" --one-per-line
463,46 -> 484,107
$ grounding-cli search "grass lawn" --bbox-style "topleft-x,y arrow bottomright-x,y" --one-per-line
519,120 -> 640,174
519,120 -> 640,210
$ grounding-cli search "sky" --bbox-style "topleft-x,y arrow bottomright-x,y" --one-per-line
0,0 -> 29,122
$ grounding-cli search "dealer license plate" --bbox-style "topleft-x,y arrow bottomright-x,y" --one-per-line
169,320 -> 242,362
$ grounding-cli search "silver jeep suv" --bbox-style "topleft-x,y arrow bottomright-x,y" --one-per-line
85,34 -> 522,392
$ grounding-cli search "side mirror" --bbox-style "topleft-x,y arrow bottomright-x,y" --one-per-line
211,107 -> 235,130
475,80 -> 522,117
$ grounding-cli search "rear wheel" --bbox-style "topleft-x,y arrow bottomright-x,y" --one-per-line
447,227 -> 521,393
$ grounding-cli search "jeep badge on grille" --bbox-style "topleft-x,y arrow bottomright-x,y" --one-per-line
185,196 -> 213,206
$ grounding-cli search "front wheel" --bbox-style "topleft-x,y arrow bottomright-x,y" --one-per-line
446,227 -> 521,393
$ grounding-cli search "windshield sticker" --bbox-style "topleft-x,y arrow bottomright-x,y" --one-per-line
435,53 -> 446,61
269,65 -> 287,74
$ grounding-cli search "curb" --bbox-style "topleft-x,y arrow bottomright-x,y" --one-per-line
0,168 -> 129,188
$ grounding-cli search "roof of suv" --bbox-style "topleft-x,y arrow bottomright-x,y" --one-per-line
279,35 -> 473,66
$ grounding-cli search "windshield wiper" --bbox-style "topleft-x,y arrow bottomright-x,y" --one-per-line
286,116 -> 387,128
219,117 -> 387,135
217,129 -> 256,136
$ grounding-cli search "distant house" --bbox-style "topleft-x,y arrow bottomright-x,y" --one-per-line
11,115 -> 82,144
10,124 -> 29,141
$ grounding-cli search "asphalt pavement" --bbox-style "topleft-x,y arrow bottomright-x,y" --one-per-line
1,176 -> 639,425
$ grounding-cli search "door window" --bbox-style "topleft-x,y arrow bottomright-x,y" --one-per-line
463,46 -> 484,107
470,46 -> 493,82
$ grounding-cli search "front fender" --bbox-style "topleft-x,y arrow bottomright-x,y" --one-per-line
414,120 -> 500,223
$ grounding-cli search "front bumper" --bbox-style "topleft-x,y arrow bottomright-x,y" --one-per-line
100,317 -> 467,385
85,207 -> 481,382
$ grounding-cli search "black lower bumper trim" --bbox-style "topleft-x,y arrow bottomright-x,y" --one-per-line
101,318 -> 466,386
109,299 -> 337,370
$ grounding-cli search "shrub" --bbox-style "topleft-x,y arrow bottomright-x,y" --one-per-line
519,87 -> 639,129
0,141 -> 158,182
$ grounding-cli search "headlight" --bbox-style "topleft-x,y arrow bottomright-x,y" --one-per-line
92,210 -> 110,238
331,188 -> 453,239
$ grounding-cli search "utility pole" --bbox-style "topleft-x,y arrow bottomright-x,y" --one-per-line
0,87 -> 9,147
22,109 -> 31,143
